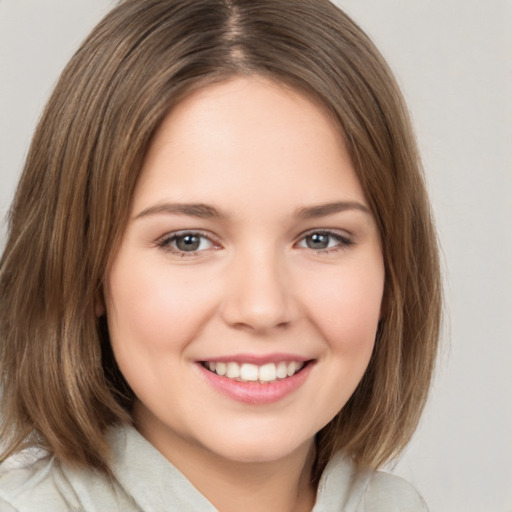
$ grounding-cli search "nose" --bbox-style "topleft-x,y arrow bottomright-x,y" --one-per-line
220,247 -> 297,333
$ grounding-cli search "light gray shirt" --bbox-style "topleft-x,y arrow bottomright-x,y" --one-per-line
0,424 -> 428,511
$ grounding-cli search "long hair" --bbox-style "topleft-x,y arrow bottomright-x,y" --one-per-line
0,0 -> 441,478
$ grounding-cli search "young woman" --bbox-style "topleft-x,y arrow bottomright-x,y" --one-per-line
0,1 -> 441,510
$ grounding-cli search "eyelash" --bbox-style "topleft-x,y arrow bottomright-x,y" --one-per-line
156,229 -> 354,257
156,230 -> 219,257
295,229 -> 354,254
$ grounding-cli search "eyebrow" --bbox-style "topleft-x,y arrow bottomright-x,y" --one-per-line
296,201 -> 370,219
134,200 -> 370,221
134,203 -> 224,220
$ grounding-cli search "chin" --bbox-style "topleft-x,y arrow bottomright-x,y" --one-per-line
199,428 -> 314,465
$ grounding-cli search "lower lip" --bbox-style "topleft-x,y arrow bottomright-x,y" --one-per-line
197,362 -> 313,405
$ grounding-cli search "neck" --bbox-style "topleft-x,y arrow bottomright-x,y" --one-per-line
187,444 -> 317,512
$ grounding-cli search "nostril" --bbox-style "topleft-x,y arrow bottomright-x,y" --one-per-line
228,319 -> 291,333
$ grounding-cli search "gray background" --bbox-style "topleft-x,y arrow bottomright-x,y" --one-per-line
1,1 -> 511,510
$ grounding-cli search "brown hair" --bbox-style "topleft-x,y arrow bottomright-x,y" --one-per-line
0,0 -> 441,479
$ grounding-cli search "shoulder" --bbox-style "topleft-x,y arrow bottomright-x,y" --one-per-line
314,453 -> 428,512
0,448 -> 136,512
0,451 -> 78,512
364,471 -> 429,512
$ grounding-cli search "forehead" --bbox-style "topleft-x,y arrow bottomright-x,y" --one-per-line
132,76 -> 366,216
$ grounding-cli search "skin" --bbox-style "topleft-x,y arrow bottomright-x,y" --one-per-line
105,76 -> 385,512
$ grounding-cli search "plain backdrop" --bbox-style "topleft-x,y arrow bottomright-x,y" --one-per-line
1,1 -> 511,511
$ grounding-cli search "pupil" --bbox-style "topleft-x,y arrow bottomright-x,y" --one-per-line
177,235 -> 200,251
307,233 -> 329,249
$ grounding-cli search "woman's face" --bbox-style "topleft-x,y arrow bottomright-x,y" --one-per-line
106,76 -> 384,467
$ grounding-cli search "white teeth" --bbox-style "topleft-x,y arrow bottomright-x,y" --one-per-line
276,362 -> 288,379
287,361 -> 299,377
226,362 -> 240,379
205,361 -> 306,382
216,362 -> 227,376
259,363 -> 277,382
240,363 -> 259,381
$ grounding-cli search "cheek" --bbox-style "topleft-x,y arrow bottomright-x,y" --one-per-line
106,257 -> 217,354
301,265 -> 383,419
305,266 -> 383,340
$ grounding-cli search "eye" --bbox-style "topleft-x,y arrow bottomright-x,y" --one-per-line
158,231 -> 218,255
296,230 -> 353,252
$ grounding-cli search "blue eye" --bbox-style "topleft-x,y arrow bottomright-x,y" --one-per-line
159,232 -> 216,254
297,231 -> 352,251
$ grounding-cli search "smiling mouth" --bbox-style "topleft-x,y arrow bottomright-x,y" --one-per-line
200,360 -> 310,383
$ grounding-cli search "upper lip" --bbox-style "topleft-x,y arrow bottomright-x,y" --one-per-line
198,353 -> 313,365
